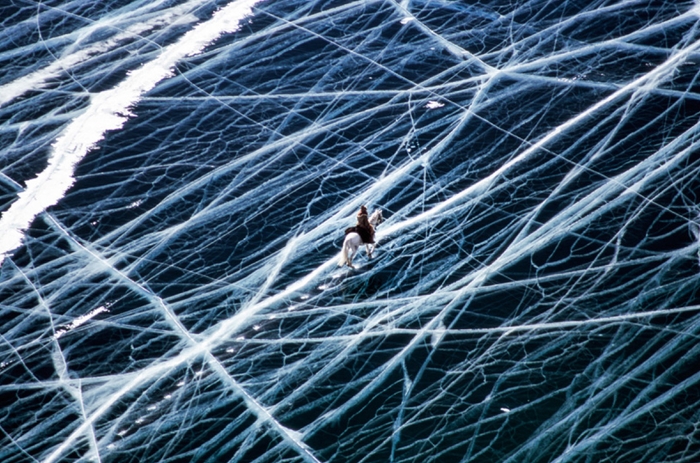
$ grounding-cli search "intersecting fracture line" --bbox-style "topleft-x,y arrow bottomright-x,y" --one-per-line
117,26 -> 700,435
90,88 -> 420,251
107,0 -> 686,267
139,77 -> 700,103
501,2 -> 699,75
0,424 -> 39,463
16,3 -> 700,460
2,262 -> 111,463
25,0 -> 209,105
386,0 -> 496,71
265,0 -> 700,231
34,90 -> 699,463
379,31 -> 700,238
284,31 -> 700,436
501,312 -> 700,463
204,242 -> 693,324
41,215 -> 321,463
3,257 -> 106,461
224,299 -> 700,344
2,1 -> 328,458
496,0 -> 678,58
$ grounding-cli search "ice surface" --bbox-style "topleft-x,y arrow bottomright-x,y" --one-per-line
1,0 -> 700,462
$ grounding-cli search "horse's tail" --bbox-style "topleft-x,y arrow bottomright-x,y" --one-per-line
338,239 -> 349,266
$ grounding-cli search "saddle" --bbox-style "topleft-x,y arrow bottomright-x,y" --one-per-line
345,225 -> 374,244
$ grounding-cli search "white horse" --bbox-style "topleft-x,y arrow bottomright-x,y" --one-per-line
338,209 -> 384,268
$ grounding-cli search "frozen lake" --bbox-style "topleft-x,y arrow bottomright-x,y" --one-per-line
1,0 -> 700,461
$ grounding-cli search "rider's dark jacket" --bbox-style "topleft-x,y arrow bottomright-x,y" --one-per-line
345,211 -> 375,244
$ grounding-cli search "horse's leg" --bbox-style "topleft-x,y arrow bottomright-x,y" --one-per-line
351,236 -> 361,268
344,234 -> 360,268
339,235 -> 355,267
347,241 -> 355,268
365,243 -> 372,259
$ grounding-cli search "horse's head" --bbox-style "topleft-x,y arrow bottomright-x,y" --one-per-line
370,209 -> 384,226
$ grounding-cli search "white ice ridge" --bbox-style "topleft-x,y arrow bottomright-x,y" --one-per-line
0,0 -> 262,266
0,0 -> 202,108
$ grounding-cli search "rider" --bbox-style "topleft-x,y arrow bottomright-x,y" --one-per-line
351,205 -> 375,244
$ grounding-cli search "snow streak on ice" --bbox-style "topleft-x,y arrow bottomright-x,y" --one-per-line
0,0 -> 260,264
1,1 -> 700,463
